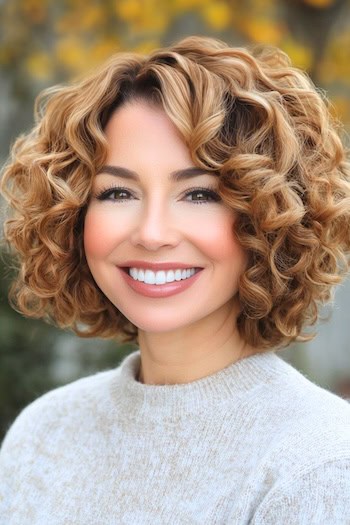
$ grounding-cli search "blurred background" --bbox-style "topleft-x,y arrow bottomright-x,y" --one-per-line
1,0 -> 350,441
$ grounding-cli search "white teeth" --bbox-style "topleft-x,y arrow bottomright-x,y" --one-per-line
144,269 -> 156,284
155,271 -> 166,285
175,269 -> 182,281
166,270 -> 175,282
128,267 -> 196,285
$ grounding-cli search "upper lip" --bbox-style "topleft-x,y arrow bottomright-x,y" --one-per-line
120,261 -> 203,271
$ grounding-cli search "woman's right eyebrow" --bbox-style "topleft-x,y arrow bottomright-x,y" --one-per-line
97,165 -> 217,182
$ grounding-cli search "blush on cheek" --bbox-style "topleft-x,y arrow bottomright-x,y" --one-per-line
83,211 -> 114,257
196,217 -> 244,262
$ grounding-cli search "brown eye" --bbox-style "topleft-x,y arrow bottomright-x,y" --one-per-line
184,188 -> 221,204
96,187 -> 133,201
111,189 -> 130,200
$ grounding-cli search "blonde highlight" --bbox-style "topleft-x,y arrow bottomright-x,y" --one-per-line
1,35 -> 349,349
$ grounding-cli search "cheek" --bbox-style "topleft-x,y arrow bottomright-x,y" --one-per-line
192,211 -> 244,263
83,208 -> 120,258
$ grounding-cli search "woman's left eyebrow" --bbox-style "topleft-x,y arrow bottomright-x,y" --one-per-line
97,165 -> 218,182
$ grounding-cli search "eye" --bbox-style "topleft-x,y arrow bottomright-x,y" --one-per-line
184,188 -> 221,204
95,186 -> 133,201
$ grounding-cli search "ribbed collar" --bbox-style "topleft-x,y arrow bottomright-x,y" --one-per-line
110,349 -> 289,423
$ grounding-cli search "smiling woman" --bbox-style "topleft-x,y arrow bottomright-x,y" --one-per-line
1,35 -> 350,524
83,101 -> 246,341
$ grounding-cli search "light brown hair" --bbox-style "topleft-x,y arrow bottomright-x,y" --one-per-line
1,35 -> 350,349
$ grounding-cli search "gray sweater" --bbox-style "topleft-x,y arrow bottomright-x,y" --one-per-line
1,349 -> 350,524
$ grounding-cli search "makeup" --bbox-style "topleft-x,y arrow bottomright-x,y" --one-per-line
118,266 -> 203,298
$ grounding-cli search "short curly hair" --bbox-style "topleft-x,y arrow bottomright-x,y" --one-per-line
1,35 -> 350,349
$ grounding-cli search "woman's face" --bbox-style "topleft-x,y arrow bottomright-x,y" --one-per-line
84,100 -> 247,333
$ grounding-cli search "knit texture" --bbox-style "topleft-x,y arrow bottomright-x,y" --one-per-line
1,349 -> 350,524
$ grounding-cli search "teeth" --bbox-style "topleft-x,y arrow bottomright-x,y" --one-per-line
175,269 -> 182,281
129,267 -> 196,285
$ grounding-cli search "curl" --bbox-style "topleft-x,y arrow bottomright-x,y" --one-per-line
1,35 -> 349,349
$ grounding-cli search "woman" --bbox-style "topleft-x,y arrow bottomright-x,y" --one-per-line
1,35 -> 350,524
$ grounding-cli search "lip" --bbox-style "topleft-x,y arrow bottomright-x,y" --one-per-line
120,261 -> 203,271
118,266 -> 204,298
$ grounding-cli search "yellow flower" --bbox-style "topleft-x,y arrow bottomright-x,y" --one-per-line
172,0 -> 209,10
115,0 -> 142,21
241,18 -> 284,45
25,52 -> 53,80
281,38 -> 312,70
55,37 -> 90,74
115,0 -> 169,33
79,5 -> 106,30
201,1 -> 232,31
132,39 -> 161,54
90,39 -> 121,65
319,32 -> 350,85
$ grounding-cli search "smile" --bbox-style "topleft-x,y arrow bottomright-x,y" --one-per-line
129,267 -> 196,285
119,266 -> 203,298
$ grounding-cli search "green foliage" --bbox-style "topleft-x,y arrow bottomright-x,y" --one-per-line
0,250 -> 136,441
0,251 -> 59,438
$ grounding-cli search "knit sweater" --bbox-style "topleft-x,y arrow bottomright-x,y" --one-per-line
1,349 -> 350,525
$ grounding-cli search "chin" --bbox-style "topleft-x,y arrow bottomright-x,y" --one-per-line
130,319 -> 188,334
122,310 -> 197,334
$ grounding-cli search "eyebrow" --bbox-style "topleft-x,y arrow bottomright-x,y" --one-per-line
97,165 -> 218,182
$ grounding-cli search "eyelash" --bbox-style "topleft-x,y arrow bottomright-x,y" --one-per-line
94,185 -> 221,204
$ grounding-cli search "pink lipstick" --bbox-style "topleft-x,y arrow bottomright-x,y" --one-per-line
118,266 -> 203,298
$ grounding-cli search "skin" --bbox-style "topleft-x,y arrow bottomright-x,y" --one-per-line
84,100 -> 256,385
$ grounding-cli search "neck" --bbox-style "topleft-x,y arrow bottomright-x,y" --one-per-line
137,299 -> 256,385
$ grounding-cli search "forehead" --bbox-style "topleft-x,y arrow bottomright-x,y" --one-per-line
105,101 -> 181,143
103,101 -> 194,172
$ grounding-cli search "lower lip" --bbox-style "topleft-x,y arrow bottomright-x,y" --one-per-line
119,268 -> 203,298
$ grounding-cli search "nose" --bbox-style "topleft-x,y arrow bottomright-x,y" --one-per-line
129,200 -> 181,251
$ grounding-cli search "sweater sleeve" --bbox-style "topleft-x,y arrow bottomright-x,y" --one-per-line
252,458 -> 350,525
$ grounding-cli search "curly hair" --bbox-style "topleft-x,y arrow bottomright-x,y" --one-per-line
1,35 -> 350,349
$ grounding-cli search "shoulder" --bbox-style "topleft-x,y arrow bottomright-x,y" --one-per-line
264,352 -> 350,425
269,355 -> 350,447
255,354 -> 350,483
250,357 -> 350,523
0,367 -> 118,454
0,367 -> 120,521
